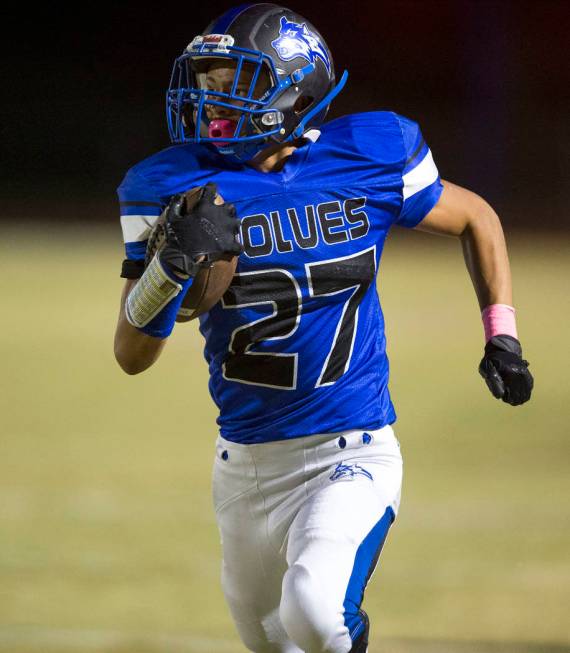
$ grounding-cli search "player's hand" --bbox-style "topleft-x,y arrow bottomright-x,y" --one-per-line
479,335 -> 533,406
160,183 -> 243,278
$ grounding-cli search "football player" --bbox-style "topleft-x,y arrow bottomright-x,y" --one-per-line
113,4 -> 534,652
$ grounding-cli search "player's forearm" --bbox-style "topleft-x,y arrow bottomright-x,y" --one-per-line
460,203 -> 513,311
114,280 -> 167,374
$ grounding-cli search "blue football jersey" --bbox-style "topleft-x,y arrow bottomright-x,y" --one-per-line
118,112 -> 443,443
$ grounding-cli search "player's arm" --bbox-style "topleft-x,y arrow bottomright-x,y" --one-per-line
415,179 -> 533,405
393,114 -> 532,404
114,279 -> 168,375
113,192 -> 194,376
415,179 -> 511,308
113,185 -> 242,375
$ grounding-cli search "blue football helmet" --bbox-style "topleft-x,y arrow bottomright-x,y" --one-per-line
166,3 -> 348,161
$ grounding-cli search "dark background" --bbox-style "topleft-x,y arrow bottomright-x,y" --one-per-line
4,0 -> 569,229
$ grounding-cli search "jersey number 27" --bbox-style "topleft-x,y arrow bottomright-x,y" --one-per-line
221,247 -> 376,390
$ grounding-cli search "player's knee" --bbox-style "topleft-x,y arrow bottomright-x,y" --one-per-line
280,563 -> 325,650
280,563 -> 344,652
236,623 -> 289,653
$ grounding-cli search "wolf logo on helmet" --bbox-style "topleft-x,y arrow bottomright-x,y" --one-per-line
271,16 -> 332,74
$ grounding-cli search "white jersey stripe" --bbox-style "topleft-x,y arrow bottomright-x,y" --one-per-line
120,214 -> 160,243
304,129 -> 321,143
402,149 -> 439,200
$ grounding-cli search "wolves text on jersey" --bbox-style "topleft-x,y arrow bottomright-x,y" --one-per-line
239,197 -> 370,258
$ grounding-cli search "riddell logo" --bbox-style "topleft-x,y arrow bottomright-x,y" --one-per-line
187,34 -> 235,53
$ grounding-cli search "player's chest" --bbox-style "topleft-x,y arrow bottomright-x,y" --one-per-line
232,188 -> 396,274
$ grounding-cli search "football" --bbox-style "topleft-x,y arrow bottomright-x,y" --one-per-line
176,250 -> 237,322
145,186 -> 239,322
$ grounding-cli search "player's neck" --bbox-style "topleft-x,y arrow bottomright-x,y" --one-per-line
248,140 -> 303,173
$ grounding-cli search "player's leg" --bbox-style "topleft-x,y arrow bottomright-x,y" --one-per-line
349,609 -> 370,652
280,487 -> 395,652
220,537 -> 299,653
213,439 -> 303,653
279,426 -> 402,653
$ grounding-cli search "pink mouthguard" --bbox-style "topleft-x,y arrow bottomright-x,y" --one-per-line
208,119 -> 236,145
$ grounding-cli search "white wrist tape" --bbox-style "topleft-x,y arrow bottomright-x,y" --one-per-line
125,255 -> 183,328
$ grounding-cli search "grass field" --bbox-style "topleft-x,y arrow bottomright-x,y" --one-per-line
1,225 -> 569,653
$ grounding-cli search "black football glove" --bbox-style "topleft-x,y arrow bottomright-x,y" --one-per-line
479,335 -> 534,406
160,182 -> 243,278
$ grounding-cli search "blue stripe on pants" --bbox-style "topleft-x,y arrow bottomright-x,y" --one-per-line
343,506 -> 395,641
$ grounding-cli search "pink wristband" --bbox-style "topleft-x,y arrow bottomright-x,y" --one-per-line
481,304 -> 518,343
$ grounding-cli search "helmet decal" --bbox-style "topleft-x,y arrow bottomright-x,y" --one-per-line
271,16 -> 331,74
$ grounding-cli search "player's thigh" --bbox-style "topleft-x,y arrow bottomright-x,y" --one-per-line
213,449 -> 293,651
290,426 -> 403,564
281,432 -> 402,648
285,474 -> 397,602
220,523 -> 295,652
219,509 -> 287,621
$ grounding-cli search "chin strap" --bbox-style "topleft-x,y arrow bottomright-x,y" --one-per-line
291,69 -> 349,139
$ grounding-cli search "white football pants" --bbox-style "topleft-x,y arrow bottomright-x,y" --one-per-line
212,425 -> 403,653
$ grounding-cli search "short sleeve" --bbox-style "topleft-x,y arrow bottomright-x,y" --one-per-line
117,168 -> 164,261
394,115 -> 443,228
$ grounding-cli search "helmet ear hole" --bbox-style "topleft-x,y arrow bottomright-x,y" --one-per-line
294,95 -> 313,114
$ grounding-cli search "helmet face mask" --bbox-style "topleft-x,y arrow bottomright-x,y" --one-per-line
168,42 -> 294,155
166,3 -> 348,161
